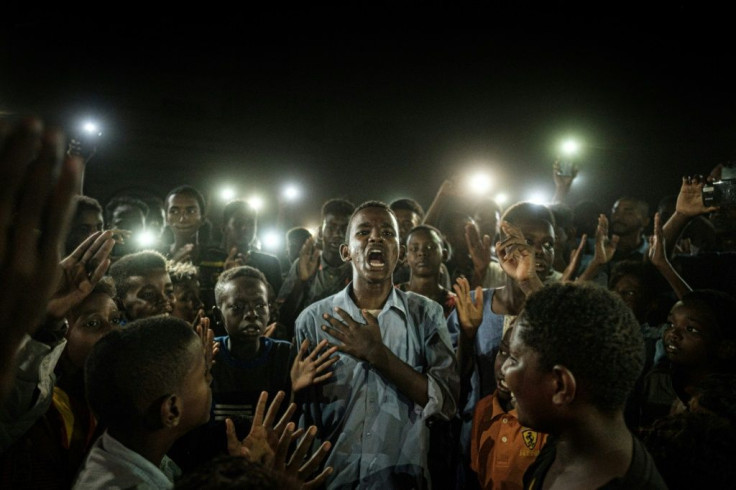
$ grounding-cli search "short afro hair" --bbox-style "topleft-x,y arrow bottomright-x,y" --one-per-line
109,250 -> 168,300
406,224 -> 445,246
85,316 -> 198,431
105,196 -> 149,225
390,198 -> 425,220
72,195 -> 103,218
321,198 -> 355,219
502,201 -> 556,228
346,201 -> 398,241
608,260 -> 659,303
168,261 -> 199,287
222,200 -> 258,225
214,265 -> 270,308
165,185 -> 207,216
614,196 -> 649,219
518,282 -> 644,412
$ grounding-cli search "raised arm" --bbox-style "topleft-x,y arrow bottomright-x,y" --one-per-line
662,175 -> 718,259
649,212 -> 692,300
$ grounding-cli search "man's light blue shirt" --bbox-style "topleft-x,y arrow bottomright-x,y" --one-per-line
295,284 -> 459,489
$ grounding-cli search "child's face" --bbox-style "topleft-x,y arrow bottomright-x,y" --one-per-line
341,207 -> 402,285
501,319 -> 552,431
177,337 -> 213,433
515,219 -> 555,280
166,193 -> 202,240
122,269 -> 174,321
611,274 -> 648,323
172,281 -> 203,324
66,293 -> 122,369
663,300 -> 719,368
219,277 -> 270,343
494,327 -> 514,403
406,229 -> 444,279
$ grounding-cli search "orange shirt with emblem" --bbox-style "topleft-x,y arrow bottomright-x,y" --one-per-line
470,391 -> 548,490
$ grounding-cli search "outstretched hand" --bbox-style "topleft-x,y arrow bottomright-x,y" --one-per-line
224,246 -> 251,271
592,214 -> 619,266
0,118 -> 81,399
553,160 -> 578,190
648,212 -> 669,269
291,339 -> 339,392
321,308 -> 385,365
675,175 -> 719,217
298,237 -> 320,282
226,391 -> 297,464
560,233 -> 586,283
452,277 -> 484,340
465,223 -> 492,274
46,230 -> 115,319
274,423 -> 333,489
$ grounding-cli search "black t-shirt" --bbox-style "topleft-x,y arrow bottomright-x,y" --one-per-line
523,434 -> 667,489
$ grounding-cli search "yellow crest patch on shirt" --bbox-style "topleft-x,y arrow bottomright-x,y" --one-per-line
521,428 -> 539,450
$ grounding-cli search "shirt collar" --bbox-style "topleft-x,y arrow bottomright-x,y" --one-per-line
333,283 -> 408,321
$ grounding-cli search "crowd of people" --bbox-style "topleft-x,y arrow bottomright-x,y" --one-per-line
1,117 -> 735,489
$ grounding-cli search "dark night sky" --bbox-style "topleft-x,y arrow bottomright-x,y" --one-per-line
2,10 -> 735,240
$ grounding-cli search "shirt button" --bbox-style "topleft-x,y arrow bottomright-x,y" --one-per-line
502,418 -> 508,423
501,436 -> 508,443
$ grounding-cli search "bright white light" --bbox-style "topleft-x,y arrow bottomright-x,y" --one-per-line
283,185 -> 300,201
136,230 -> 158,247
262,230 -> 281,251
495,193 -> 509,205
220,187 -> 236,201
468,172 -> 493,195
561,139 -> 580,156
306,223 -> 320,236
526,191 -> 549,205
82,121 -> 102,136
248,196 -> 264,212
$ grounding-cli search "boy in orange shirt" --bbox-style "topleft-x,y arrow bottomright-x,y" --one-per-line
470,325 -> 547,489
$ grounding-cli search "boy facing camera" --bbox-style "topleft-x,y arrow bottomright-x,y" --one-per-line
502,283 -> 666,489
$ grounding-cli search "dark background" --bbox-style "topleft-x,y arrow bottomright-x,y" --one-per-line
2,7 -> 734,244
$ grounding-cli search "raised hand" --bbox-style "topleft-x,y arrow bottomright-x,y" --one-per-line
648,212 -> 668,269
465,223 -> 492,274
560,233 -> 586,283
321,308 -> 385,365
591,214 -> 619,266
298,237 -> 320,282
0,118 -> 81,400
452,277 -> 484,340
291,339 -> 339,392
496,221 -> 535,282
194,315 -> 217,371
224,246 -> 247,270
226,391 -> 297,463
46,230 -> 115,319
274,423 -> 333,489
675,175 -> 718,217
553,160 -> 578,189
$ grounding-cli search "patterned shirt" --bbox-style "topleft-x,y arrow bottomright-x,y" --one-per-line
295,285 -> 459,489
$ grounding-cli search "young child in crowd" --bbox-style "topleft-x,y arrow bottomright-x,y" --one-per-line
168,261 -> 204,325
503,283 -> 666,489
470,324 -> 547,490
638,289 -> 736,427
109,250 -> 175,322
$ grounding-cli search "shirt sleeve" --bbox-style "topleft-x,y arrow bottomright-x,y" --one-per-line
0,336 -> 66,450
423,302 -> 460,421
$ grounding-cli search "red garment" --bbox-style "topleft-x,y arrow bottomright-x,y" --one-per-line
470,391 -> 548,490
